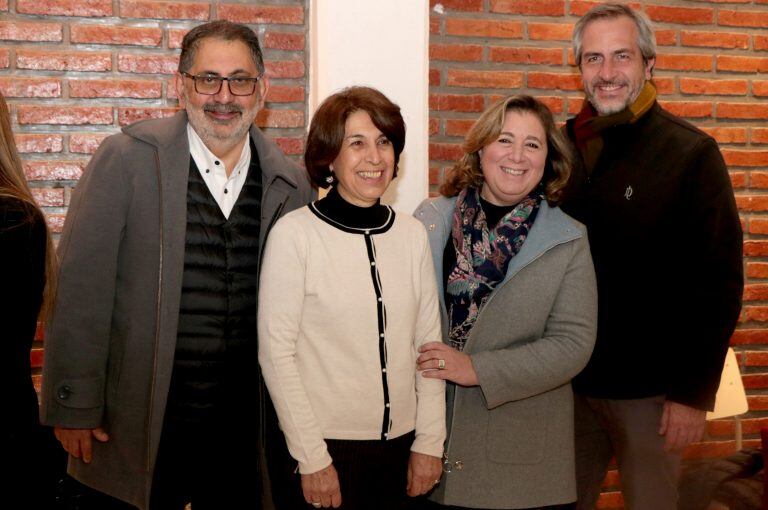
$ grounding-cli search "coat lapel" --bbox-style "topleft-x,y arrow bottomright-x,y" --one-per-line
123,113 -> 190,289
500,203 -> 582,284
157,114 -> 191,291
249,125 -> 301,248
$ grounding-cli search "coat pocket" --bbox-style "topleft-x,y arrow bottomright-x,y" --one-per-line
485,395 -> 549,465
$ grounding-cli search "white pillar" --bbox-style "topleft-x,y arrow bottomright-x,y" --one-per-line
309,0 -> 430,212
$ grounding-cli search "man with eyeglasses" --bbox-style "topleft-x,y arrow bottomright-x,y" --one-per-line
41,20 -> 313,510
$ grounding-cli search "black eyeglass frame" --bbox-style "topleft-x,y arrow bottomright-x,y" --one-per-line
181,72 -> 263,96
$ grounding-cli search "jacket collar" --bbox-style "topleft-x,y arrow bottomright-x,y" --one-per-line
121,110 -> 301,189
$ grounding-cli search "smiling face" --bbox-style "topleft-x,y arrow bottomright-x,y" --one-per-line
176,37 -> 267,148
330,110 -> 395,207
579,15 -> 654,116
479,110 -> 547,207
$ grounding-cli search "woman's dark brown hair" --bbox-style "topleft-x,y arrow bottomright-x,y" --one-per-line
439,94 -> 574,206
305,86 -> 406,189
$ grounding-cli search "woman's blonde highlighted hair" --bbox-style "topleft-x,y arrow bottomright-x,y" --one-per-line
440,94 -> 574,206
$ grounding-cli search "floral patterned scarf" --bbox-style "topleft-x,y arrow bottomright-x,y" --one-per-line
446,186 -> 542,351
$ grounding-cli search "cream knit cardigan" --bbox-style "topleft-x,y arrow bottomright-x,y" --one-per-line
258,205 -> 446,474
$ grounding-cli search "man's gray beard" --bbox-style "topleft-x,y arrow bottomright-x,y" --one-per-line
194,111 -> 254,143
183,94 -> 257,148
187,107 -> 258,148
587,81 -> 644,116
590,96 -> 629,116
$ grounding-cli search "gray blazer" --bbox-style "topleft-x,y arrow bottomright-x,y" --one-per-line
415,196 -> 597,509
40,111 -> 314,509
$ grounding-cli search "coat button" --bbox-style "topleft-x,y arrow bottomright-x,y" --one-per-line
57,385 -> 72,400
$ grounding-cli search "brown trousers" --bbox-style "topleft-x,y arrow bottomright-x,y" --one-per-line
574,395 -> 681,510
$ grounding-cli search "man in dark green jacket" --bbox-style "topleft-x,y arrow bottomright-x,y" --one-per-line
561,4 -> 743,510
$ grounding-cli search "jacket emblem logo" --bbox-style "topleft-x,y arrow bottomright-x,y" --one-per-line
624,185 -> 633,200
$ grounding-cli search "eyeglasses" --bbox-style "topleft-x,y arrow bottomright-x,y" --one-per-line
181,72 -> 262,96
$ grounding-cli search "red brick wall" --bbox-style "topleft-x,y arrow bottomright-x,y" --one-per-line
0,0 -> 308,394
4,0 -> 768,506
429,0 -> 767,508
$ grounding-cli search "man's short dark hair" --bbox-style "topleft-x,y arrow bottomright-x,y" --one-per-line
178,20 -> 265,75
305,86 -> 406,189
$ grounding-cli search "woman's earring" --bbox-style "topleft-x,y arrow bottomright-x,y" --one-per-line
325,174 -> 334,184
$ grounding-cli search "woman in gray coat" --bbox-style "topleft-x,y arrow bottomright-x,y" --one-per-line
414,95 -> 597,510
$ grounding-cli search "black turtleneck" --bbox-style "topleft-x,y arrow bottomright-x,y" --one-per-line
478,196 -> 517,229
313,186 -> 390,229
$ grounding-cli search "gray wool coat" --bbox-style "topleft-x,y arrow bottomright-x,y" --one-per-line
40,111 -> 314,509
414,196 -> 597,509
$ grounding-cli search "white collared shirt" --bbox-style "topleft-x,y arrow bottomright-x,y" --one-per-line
186,124 -> 251,219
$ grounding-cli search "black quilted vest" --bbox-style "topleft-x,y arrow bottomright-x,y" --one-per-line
165,145 -> 262,427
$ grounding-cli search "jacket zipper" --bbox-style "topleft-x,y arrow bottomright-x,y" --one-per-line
146,151 -> 164,483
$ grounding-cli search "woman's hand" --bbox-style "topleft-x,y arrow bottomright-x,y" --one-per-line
417,341 -> 479,386
301,464 -> 342,508
407,451 -> 443,497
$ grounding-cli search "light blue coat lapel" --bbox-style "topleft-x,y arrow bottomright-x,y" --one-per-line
500,201 -> 582,284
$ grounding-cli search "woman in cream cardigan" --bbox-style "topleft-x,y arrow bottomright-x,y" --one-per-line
259,86 -> 445,509
415,95 -> 597,510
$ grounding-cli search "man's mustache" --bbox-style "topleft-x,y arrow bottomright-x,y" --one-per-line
591,80 -> 627,89
203,104 -> 243,114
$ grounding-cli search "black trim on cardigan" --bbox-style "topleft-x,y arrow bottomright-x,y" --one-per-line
363,233 -> 391,440
308,187 -> 395,235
